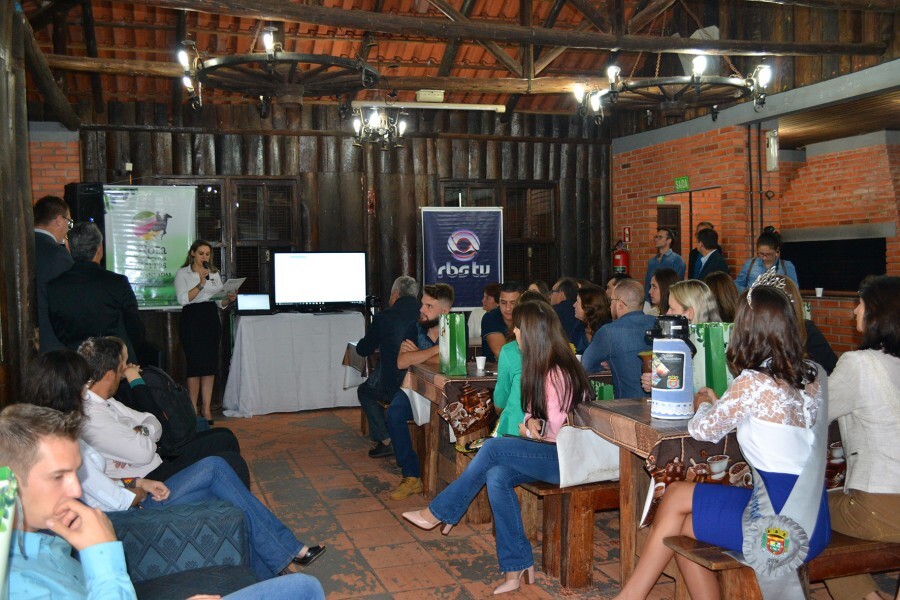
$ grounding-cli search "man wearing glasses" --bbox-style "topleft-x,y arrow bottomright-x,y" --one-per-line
33,195 -> 75,352
645,228 -> 685,302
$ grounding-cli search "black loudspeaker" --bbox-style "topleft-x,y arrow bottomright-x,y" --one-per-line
64,182 -> 105,234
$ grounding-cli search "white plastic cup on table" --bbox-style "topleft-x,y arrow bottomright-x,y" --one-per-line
576,354 -> 583,362
815,287 -> 824,297
475,356 -> 487,371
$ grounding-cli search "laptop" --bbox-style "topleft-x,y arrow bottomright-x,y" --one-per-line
236,293 -> 272,315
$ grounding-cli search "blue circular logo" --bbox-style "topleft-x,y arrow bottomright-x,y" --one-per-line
447,229 -> 480,262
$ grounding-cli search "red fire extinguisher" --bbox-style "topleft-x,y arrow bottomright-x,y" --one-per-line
612,240 -> 630,274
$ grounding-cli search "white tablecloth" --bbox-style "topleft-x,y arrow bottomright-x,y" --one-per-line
223,312 -> 365,417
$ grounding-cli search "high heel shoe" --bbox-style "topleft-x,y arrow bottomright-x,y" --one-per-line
493,566 -> 534,595
401,510 -> 453,535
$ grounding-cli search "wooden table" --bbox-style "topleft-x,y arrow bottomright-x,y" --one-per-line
573,399 -> 739,599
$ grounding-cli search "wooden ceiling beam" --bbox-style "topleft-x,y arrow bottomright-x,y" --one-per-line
21,16 -> 80,130
628,0 -> 677,34
534,21 -> 593,75
27,0 -> 81,31
428,0 -> 523,76
344,0 -> 385,103
743,0 -> 899,13
80,0 -> 104,114
436,0 -> 477,77
119,0 -> 887,56
566,0 -> 612,33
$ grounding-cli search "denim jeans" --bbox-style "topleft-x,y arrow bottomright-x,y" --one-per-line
385,390 -> 420,478
223,573 -> 325,600
358,381 -> 390,443
428,437 -> 560,572
142,456 -> 303,580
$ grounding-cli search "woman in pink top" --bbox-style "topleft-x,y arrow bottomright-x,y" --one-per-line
402,301 -> 592,595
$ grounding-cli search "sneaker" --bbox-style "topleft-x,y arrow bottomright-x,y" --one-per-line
368,441 -> 393,458
389,477 -> 423,501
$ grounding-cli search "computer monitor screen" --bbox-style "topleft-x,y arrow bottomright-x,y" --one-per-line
273,252 -> 367,307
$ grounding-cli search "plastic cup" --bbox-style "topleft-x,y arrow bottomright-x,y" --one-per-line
475,356 -> 486,371
576,354 -> 583,363
815,287 -> 824,297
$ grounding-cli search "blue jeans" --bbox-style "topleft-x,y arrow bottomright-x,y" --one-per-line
386,391 -> 420,478
143,456 -> 303,580
223,573 -> 325,599
358,381 -> 390,443
429,437 -> 560,572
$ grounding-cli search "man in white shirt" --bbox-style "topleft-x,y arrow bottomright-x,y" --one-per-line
78,336 -> 250,486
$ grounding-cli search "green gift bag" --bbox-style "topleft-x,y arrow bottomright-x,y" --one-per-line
0,466 -> 17,600
592,381 -> 615,401
439,313 -> 468,376
690,322 -> 734,397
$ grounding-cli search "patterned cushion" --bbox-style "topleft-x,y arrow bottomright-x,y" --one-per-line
133,566 -> 259,600
108,501 -> 250,583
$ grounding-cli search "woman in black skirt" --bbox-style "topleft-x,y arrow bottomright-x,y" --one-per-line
174,240 -> 235,421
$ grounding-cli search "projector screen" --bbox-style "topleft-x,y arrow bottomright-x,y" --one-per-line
273,252 -> 367,307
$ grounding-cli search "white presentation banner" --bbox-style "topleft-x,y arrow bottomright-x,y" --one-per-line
103,186 -> 196,308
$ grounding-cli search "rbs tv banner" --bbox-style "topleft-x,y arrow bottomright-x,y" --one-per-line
421,207 -> 503,310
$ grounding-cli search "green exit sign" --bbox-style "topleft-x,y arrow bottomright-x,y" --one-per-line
674,176 -> 690,192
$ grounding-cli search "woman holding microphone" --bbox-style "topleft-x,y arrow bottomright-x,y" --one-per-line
174,240 -> 235,422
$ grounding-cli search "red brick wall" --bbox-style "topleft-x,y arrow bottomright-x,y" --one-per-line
29,139 -> 81,202
612,127 -> 898,358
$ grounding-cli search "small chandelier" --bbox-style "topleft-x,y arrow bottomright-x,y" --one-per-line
176,26 -> 379,118
351,106 -> 408,150
575,59 -> 773,122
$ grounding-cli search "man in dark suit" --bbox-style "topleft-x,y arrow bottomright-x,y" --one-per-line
693,227 -> 730,280
550,277 -> 579,343
33,195 -> 74,352
47,222 -> 145,362
356,276 -> 421,458
687,221 -> 715,279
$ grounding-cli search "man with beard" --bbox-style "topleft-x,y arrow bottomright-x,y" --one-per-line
384,283 -> 454,500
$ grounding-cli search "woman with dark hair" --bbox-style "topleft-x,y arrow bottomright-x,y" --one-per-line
573,284 -> 612,353
174,240 -> 236,422
617,273 -> 829,600
402,301 -> 593,594
527,280 -> 551,301
782,278 -> 838,374
704,271 -> 740,323
735,226 -> 799,291
646,267 -> 679,317
824,275 -> 900,600
22,349 -> 328,579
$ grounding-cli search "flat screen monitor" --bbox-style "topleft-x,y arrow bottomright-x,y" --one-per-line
273,251 -> 367,308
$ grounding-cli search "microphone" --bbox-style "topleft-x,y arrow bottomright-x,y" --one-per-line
202,261 -> 210,280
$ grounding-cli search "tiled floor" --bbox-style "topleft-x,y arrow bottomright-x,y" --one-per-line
222,407 -> 898,599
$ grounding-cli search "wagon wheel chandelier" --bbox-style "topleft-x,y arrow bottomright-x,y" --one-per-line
574,57 -> 772,124
177,27 -> 380,118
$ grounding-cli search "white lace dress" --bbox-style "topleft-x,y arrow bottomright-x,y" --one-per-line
686,368 -> 831,557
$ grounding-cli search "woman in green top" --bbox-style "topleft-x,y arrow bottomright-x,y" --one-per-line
492,291 -> 549,436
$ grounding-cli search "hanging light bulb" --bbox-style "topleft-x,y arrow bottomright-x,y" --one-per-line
178,50 -> 190,70
590,91 -> 602,112
353,117 -> 362,134
692,55 -> 708,77
756,65 -> 772,88
606,65 -> 621,84
181,75 -> 194,91
573,83 -> 586,104
398,119 -> 407,137
263,31 -> 275,52
367,108 -> 380,128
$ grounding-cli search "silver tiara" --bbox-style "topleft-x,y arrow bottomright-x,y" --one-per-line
747,266 -> 787,308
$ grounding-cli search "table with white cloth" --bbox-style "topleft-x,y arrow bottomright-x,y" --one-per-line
223,312 -> 365,417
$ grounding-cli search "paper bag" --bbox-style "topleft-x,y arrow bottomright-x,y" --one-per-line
439,313 -> 467,376
690,322 -> 733,397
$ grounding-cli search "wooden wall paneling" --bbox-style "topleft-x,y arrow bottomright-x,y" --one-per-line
533,114 -> 549,180
106,101 -> 133,183
191,103 -> 217,176
499,117 -> 516,181
364,142 -> 378,296
283,106 -> 302,174
434,112 -> 452,181
316,171 -> 341,251
548,115 -> 565,182
574,128 -> 589,277
466,112 -> 484,179
395,140 -> 417,284
558,120 -> 578,276
338,136 -> 364,254
449,111 -> 468,178
239,105 -> 265,176
131,101 -> 154,181
298,171 -> 318,251
517,113 -> 534,181
837,11 -> 857,75
151,102 -> 173,176
81,102 -> 107,182
266,103 -> 286,176
485,116 -> 501,180
588,141 -> 611,284
374,150 -> 401,300
821,9 -> 841,78
317,105 -> 338,174
772,5 -> 795,92
794,8 -> 823,87
860,12 -> 882,70
296,106 -> 318,249
216,105 -> 242,175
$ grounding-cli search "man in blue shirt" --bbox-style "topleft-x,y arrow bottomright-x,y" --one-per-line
582,279 -> 655,399
3,403 -> 326,600
385,283 -> 454,501
480,281 -> 524,363
356,276 -> 421,458
549,277 -> 580,343
645,228 -> 685,301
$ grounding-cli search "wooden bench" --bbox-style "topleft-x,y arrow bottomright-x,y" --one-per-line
664,532 -> 900,599
456,449 -> 620,589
